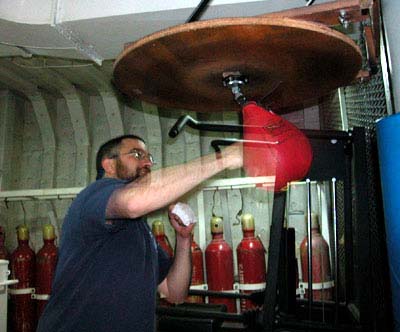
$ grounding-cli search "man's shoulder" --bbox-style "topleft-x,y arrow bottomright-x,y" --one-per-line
70,178 -> 127,208
83,178 -> 127,194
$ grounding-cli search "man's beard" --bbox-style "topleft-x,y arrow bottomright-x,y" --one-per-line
116,159 -> 150,181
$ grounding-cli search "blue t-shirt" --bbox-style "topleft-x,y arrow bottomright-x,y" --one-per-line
37,178 -> 172,332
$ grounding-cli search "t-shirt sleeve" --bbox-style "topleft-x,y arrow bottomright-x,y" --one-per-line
80,179 -> 126,233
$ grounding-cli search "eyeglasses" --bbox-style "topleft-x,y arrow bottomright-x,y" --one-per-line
111,148 -> 155,164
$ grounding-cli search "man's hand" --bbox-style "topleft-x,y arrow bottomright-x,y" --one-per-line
160,204 -> 194,303
168,204 -> 195,239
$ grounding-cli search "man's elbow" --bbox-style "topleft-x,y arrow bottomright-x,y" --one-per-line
111,188 -> 150,219
160,285 -> 188,304
116,192 -> 151,218
166,292 -> 187,304
125,200 -> 147,219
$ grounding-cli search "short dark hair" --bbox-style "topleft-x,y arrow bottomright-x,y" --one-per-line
95,134 -> 146,180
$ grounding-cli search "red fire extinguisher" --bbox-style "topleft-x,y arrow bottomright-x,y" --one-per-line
205,216 -> 236,313
187,234 -> 205,303
0,225 -> 9,260
152,220 -> 173,306
9,225 -> 36,332
152,220 -> 174,257
236,213 -> 267,311
34,224 -> 58,318
300,213 -> 333,301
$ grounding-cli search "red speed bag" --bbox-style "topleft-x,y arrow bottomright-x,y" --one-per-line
242,102 -> 313,191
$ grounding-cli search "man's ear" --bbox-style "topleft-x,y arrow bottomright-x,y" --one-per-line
102,158 -> 116,177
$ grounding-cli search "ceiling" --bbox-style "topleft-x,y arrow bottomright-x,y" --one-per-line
0,0 -> 337,101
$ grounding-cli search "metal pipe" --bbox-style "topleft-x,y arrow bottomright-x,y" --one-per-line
343,138 -> 353,303
156,306 -> 245,322
332,177 -> 340,324
277,318 -> 363,332
306,179 -> 313,319
262,192 -> 287,330
188,289 -> 264,303
338,87 -> 349,131
186,0 -> 212,23
168,115 -> 352,141
168,115 -> 242,138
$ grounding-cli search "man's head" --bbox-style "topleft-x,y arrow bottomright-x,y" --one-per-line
96,135 -> 153,181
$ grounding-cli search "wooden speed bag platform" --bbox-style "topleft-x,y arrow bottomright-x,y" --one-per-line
113,17 -> 362,113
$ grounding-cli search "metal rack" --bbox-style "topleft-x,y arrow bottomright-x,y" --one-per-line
196,176 -> 274,251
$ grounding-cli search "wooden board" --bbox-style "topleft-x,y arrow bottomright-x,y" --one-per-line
113,17 -> 362,113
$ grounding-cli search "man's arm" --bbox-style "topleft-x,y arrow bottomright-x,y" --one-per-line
158,207 -> 194,303
106,143 -> 242,219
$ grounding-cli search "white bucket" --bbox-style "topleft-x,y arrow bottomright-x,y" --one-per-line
0,259 -> 10,332
0,259 -> 18,332
0,259 -> 10,284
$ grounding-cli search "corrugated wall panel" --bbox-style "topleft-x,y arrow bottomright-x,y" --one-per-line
0,93 -> 27,250
20,100 -> 44,250
0,86 -> 278,287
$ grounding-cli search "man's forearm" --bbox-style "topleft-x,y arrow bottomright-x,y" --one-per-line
111,152 -> 228,218
164,236 -> 192,303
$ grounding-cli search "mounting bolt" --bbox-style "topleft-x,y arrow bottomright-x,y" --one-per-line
222,72 -> 248,106
339,10 -> 350,29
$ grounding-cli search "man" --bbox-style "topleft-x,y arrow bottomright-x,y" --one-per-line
37,134 -> 242,332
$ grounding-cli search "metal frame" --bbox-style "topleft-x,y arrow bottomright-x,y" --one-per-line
338,87 -> 349,131
263,191 -> 286,330
269,128 -> 374,332
166,112 -> 377,331
352,127 -> 373,331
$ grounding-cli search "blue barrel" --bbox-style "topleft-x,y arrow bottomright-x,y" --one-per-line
376,113 -> 400,332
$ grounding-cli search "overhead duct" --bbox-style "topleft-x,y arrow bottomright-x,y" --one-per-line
0,0 -> 334,63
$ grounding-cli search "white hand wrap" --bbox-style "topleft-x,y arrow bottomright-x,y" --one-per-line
172,202 -> 197,226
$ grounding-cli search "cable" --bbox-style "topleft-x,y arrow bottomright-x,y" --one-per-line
306,0 -> 316,6
0,40 -> 75,50
11,57 -> 94,69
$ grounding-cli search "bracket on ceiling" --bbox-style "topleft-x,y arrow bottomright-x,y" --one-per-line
51,0 -> 104,66
260,0 -> 381,80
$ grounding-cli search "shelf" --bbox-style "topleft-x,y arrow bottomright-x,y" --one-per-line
0,177 -> 277,203
0,187 -> 83,202
200,176 -> 275,191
